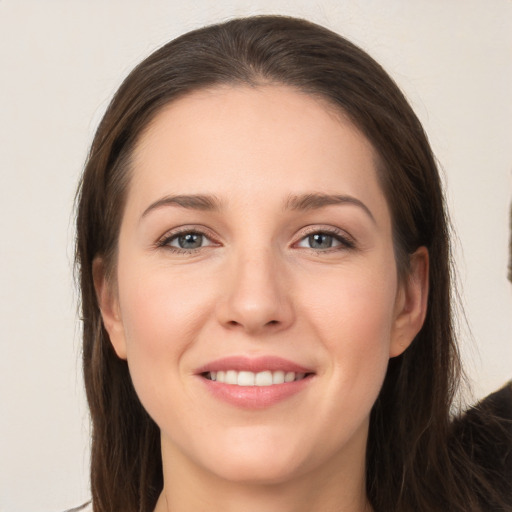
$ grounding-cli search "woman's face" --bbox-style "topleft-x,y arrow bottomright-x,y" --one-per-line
98,85 -> 426,487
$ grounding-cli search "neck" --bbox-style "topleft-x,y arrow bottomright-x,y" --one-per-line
154,434 -> 371,512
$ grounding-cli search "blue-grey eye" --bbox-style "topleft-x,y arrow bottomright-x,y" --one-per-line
170,232 -> 206,249
309,233 -> 333,249
297,232 -> 344,250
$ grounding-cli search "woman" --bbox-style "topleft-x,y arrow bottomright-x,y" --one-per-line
75,16 -> 510,512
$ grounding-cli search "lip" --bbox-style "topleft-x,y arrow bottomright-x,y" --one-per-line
195,356 -> 315,409
195,355 -> 313,374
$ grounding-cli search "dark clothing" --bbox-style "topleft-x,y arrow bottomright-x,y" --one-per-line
451,381 -> 512,510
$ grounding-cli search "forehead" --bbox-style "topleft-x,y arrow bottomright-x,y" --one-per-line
128,85 -> 388,219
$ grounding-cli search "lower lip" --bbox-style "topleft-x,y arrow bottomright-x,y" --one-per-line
200,376 -> 312,409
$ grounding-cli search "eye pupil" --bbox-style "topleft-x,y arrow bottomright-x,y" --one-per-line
178,233 -> 203,249
309,233 -> 333,249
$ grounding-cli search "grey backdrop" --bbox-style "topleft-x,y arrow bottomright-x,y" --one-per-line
1,1 -> 511,510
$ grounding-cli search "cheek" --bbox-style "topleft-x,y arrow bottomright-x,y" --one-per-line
302,262 -> 397,392
114,262 -> 217,414
306,262 -> 397,343
118,262 -> 214,354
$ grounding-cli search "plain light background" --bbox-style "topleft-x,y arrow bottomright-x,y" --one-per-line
1,1 -> 511,511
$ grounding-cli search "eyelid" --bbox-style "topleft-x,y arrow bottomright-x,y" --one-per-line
293,225 -> 356,250
154,224 -> 355,252
156,225 -> 221,251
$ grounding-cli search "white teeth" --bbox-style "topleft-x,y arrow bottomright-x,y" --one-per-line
225,370 -> 237,385
285,371 -> 295,383
255,371 -> 273,386
237,371 -> 255,386
208,370 -> 308,386
272,370 -> 285,384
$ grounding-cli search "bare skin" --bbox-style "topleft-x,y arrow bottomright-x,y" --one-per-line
95,85 -> 428,512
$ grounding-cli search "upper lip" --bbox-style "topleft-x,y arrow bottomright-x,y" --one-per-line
195,356 -> 314,374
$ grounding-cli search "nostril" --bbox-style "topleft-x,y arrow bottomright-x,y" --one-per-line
225,319 -> 279,329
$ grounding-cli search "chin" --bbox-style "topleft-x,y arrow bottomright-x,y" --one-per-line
207,455 -> 305,486
195,429 -> 312,485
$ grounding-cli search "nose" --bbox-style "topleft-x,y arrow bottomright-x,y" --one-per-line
216,248 -> 295,335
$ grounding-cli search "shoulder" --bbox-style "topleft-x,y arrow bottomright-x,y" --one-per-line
472,380 -> 512,419
451,381 -> 512,506
64,502 -> 92,512
453,381 -> 512,452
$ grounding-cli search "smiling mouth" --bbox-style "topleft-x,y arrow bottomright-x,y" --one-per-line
202,370 -> 311,386
198,358 -> 315,408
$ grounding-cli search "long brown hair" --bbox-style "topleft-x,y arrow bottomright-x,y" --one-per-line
76,15 -> 503,511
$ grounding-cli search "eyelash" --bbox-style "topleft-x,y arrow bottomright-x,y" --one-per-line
156,227 -> 219,254
156,226 -> 356,254
295,226 -> 356,252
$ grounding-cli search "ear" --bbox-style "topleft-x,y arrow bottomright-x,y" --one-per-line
92,257 -> 127,360
389,246 -> 429,358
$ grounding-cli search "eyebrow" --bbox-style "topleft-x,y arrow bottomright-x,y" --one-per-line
285,193 -> 376,223
141,194 -> 223,218
140,192 -> 375,223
